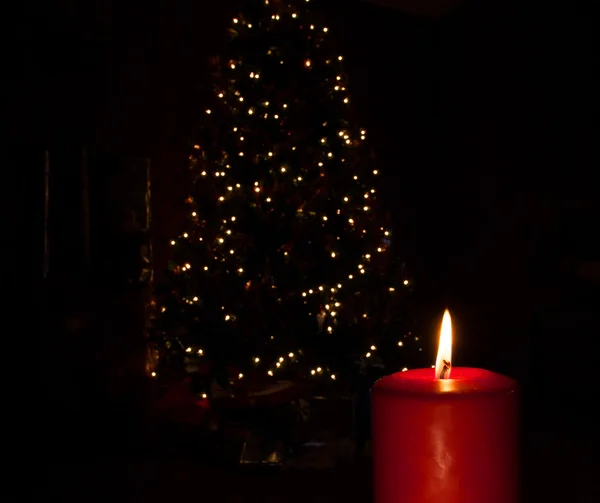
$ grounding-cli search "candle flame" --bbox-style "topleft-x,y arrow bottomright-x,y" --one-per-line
435,309 -> 452,379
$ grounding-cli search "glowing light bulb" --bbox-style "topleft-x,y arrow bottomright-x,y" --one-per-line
305,59 -> 311,67
205,109 -> 211,114
170,240 -> 175,245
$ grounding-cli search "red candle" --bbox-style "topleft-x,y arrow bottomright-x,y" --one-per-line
371,310 -> 519,503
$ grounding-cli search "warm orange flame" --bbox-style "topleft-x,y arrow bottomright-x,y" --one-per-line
435,309 -> 452,379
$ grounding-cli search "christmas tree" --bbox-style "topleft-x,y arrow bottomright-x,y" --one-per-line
154,0 -> 425,389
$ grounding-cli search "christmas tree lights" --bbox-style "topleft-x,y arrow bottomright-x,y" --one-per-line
153,0 -> 425,385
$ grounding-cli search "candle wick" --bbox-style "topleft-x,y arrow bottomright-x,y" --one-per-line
439,360 -> 451,379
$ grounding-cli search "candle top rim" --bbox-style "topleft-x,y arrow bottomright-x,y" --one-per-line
372,367 -> 517,396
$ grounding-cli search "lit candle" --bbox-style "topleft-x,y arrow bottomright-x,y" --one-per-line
371,310 -> 519,503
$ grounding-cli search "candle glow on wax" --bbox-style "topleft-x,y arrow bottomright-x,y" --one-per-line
435,309 -> 452,379
371,310 -> 519,503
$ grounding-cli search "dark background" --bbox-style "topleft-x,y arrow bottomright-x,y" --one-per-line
13,0 -> 598,499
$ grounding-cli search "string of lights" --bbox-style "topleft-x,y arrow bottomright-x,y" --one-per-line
154,0 -> 423,383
